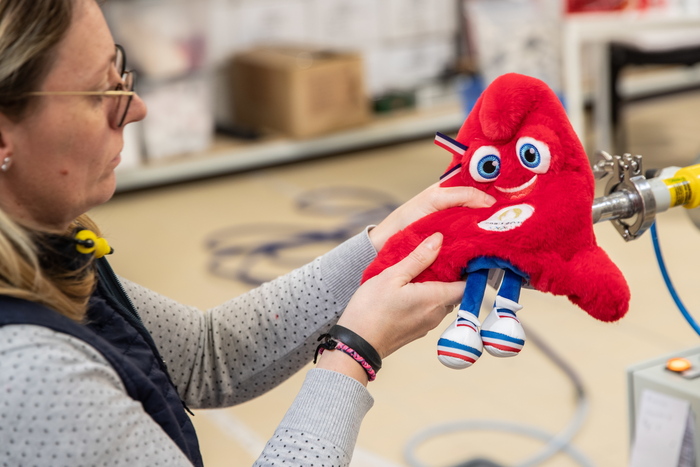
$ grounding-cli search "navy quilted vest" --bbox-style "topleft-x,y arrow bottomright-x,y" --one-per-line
0,258 -> 203,466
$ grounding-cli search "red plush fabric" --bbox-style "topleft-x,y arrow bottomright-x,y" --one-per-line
362,73 -> 629,322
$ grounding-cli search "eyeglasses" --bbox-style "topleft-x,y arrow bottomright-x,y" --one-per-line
25,44 -> 136,127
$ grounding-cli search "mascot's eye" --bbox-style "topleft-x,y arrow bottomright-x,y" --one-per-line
516,137 -> 551,174
520,144 -> 539,166
479,157 -> 500,177
469,145 -> 501,182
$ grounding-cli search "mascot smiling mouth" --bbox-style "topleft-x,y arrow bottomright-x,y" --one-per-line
495,175 -> 537,199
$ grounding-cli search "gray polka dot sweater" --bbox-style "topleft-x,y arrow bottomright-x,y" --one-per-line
0,230 -> 377,466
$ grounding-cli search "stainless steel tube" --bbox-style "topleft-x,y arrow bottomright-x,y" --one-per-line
592,190 -> 638,224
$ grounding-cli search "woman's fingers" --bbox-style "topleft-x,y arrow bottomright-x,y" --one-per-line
369,184 -> 494,252
428,184 -> 496,211
388,232 -> 443,284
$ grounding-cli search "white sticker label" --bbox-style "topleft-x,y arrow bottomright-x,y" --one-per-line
477,204 -> 534,232
629,389 -> 695,467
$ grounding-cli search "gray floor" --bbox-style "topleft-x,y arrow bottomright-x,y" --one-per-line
90,90 -> 700,467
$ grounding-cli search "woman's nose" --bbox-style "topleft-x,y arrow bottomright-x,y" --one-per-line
123,93 -> 147,126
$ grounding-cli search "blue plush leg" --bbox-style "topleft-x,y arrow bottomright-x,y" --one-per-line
481,269 -> 526,357
436,269 -> 487,369
459,268 -> 489,318
497,268 -> 522,304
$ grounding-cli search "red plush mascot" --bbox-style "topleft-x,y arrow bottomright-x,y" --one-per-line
362,73 -> 630,369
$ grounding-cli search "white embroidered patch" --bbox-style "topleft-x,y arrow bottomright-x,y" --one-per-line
477,204 -> 534,232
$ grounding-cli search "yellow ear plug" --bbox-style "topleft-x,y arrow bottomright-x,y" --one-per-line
74,230 -> 97,254
94,237 -> 112,258
74,229 -> 112,258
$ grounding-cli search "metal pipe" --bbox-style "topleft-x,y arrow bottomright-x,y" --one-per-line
592,190 -> 638,224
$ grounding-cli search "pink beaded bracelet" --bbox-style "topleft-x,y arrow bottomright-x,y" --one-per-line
333,341 -> 377,382
314,338 -> 378,382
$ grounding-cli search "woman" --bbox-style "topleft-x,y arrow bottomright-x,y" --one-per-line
0,0 -> 495,465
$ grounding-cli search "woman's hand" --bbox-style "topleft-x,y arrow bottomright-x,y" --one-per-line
338,232 -> 463,359
368,182 -> 495,252
317,233 -> 462,385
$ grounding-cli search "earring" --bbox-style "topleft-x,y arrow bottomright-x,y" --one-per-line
1,156 -> 12,172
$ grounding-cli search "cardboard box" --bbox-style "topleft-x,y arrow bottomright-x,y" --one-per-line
229,46 -> 370,138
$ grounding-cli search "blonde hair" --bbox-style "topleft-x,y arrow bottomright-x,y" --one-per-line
0,214 -> 102,321
0,0 -> 100,320
0,0 -> 76,120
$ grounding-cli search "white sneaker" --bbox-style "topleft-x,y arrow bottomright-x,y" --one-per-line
481,296 -> 525,357
437,310 -> 484,369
